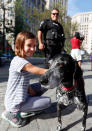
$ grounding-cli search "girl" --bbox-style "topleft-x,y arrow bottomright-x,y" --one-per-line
1,31 -> 51,127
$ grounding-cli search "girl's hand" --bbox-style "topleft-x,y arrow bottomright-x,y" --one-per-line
39,43 -> 45,50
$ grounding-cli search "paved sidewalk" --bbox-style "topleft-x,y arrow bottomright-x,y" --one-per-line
0,58 -> 92,131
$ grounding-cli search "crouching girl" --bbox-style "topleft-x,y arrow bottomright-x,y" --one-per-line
1,31 -> 51,127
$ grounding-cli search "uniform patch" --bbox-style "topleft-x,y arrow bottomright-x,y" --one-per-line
40,21 -> 44,27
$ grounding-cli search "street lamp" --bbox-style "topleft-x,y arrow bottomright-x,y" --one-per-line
0,0 -> 12,53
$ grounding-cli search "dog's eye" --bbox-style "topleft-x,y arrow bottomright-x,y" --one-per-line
57,63 -> 62,67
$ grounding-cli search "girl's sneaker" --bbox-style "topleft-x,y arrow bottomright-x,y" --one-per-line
20,110 -> 42,118
1,111 -> 26,128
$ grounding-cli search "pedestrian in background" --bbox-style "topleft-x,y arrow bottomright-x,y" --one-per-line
70,32 -> 83,67
1,31 -> 51,128
38,8 -> 65,65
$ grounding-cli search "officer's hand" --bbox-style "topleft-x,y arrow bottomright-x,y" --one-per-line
39,43 -> 45,50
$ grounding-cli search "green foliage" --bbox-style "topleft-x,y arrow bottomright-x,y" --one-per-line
14,0 -> 24,17
29,8 -> 51,37
64,17 -> 71,37
14,0 -> 28,37
65,38 -> 72,54
71,22 -> 79,36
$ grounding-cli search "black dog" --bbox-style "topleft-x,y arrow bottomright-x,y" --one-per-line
40,53 -> 88,131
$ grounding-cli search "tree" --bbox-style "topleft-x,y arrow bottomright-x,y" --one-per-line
71,22 -> 79,36
14,0 -> 26,37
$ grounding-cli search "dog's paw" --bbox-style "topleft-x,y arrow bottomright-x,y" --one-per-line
81,126 -> 85,131
56,123 -> 62,131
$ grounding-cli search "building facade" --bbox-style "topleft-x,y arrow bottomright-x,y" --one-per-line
72,12 -> 92,54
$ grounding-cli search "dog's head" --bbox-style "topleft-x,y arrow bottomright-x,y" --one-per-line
40,54 -> 82,89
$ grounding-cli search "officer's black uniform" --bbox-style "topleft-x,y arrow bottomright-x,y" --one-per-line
38,19 -> 65,60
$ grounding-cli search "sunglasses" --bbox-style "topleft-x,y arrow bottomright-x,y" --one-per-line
52,13 -> 59,16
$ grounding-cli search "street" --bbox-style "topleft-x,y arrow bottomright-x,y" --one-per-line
0,58 -> 92,131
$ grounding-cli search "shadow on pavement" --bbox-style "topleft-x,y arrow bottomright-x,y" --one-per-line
84,75 -> 92,79
24,103 -> 92,131
87,94 -> 92,106
83,69 -> 92,72
25,102 -> 76,126
0,64 -> 10,83
62,112 -> 92,131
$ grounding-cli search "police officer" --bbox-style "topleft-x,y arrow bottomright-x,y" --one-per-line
38,8 -> 65,62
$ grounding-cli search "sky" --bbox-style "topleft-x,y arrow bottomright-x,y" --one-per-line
67,0 -> 92,17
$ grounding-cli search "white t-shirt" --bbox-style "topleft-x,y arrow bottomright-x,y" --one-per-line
4,56 -> 31,112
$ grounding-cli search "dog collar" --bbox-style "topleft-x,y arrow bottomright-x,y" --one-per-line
61,85 -> 74,91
